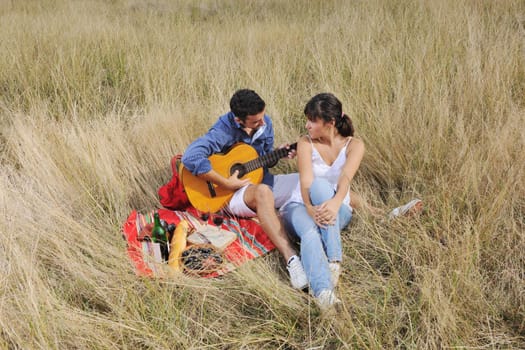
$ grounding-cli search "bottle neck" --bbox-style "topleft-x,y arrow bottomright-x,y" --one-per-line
153,213 -> 161,226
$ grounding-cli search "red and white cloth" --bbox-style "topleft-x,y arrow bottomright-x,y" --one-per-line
121,207 -> 276,278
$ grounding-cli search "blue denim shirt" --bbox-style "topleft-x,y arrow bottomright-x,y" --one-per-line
182,111 -> 275,186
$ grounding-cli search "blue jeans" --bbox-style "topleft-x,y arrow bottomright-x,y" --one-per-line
280,178 -> 352,296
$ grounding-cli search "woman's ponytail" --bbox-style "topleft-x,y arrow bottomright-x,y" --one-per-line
336,113 -> 354,137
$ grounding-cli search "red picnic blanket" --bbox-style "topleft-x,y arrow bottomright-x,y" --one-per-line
121,207 -> 276,278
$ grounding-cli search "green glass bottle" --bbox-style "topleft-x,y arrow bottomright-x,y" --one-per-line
151,211 -> 169,261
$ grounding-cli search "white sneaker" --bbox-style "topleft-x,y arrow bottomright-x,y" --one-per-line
329,262 -> 341,288
315,289 -> 341,311
388,199 -> 423,220
286,255 -> 308,290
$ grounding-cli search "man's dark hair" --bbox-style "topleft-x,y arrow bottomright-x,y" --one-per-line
229,89 -> 266,121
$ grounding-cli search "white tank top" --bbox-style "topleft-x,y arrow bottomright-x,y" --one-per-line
282,137 -> 352,210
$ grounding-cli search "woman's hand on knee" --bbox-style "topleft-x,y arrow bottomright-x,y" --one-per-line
315,199 -> 339,226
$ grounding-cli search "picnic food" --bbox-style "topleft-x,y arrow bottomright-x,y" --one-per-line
182,245 -> 224,275
168,220 -> 189,272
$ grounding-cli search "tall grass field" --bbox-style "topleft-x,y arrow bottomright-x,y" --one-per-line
1,0 -> 524,348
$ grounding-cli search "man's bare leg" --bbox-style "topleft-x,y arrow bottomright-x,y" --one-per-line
243,184 -> 297,261
242,184 -> 308,290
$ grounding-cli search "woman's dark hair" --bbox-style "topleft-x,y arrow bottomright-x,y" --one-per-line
304,93 -> 354,137
230,89 -> 266,121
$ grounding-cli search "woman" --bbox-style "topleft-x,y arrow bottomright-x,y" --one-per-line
280,93 -> 364,310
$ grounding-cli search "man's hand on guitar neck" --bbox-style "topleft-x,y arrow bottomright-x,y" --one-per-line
277,143 -> 297,159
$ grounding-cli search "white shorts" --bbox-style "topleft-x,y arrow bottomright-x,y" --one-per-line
227,173 -> 299,218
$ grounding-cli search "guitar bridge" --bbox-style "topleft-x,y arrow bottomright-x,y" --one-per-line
206,181 -> 217,198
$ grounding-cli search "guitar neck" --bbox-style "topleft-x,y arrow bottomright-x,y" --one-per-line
242,143 -> 297,173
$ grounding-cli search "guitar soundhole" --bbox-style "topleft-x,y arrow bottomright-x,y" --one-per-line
230,163 -> 247,178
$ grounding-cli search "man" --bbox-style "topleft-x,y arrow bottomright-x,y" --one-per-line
181,89 -> 308,289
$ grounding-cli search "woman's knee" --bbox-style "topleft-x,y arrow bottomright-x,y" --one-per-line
309,178 -> 335,205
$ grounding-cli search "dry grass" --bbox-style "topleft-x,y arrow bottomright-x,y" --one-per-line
1,0 -> 524,348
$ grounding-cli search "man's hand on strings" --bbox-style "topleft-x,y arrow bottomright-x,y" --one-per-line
225,170 -> 251,190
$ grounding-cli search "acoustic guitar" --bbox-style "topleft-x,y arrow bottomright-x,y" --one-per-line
181,143 -> 297,213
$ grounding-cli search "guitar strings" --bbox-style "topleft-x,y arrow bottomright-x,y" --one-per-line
243,147 -> 288,172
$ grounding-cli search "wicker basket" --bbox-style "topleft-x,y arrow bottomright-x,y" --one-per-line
181,244 -> 225,276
